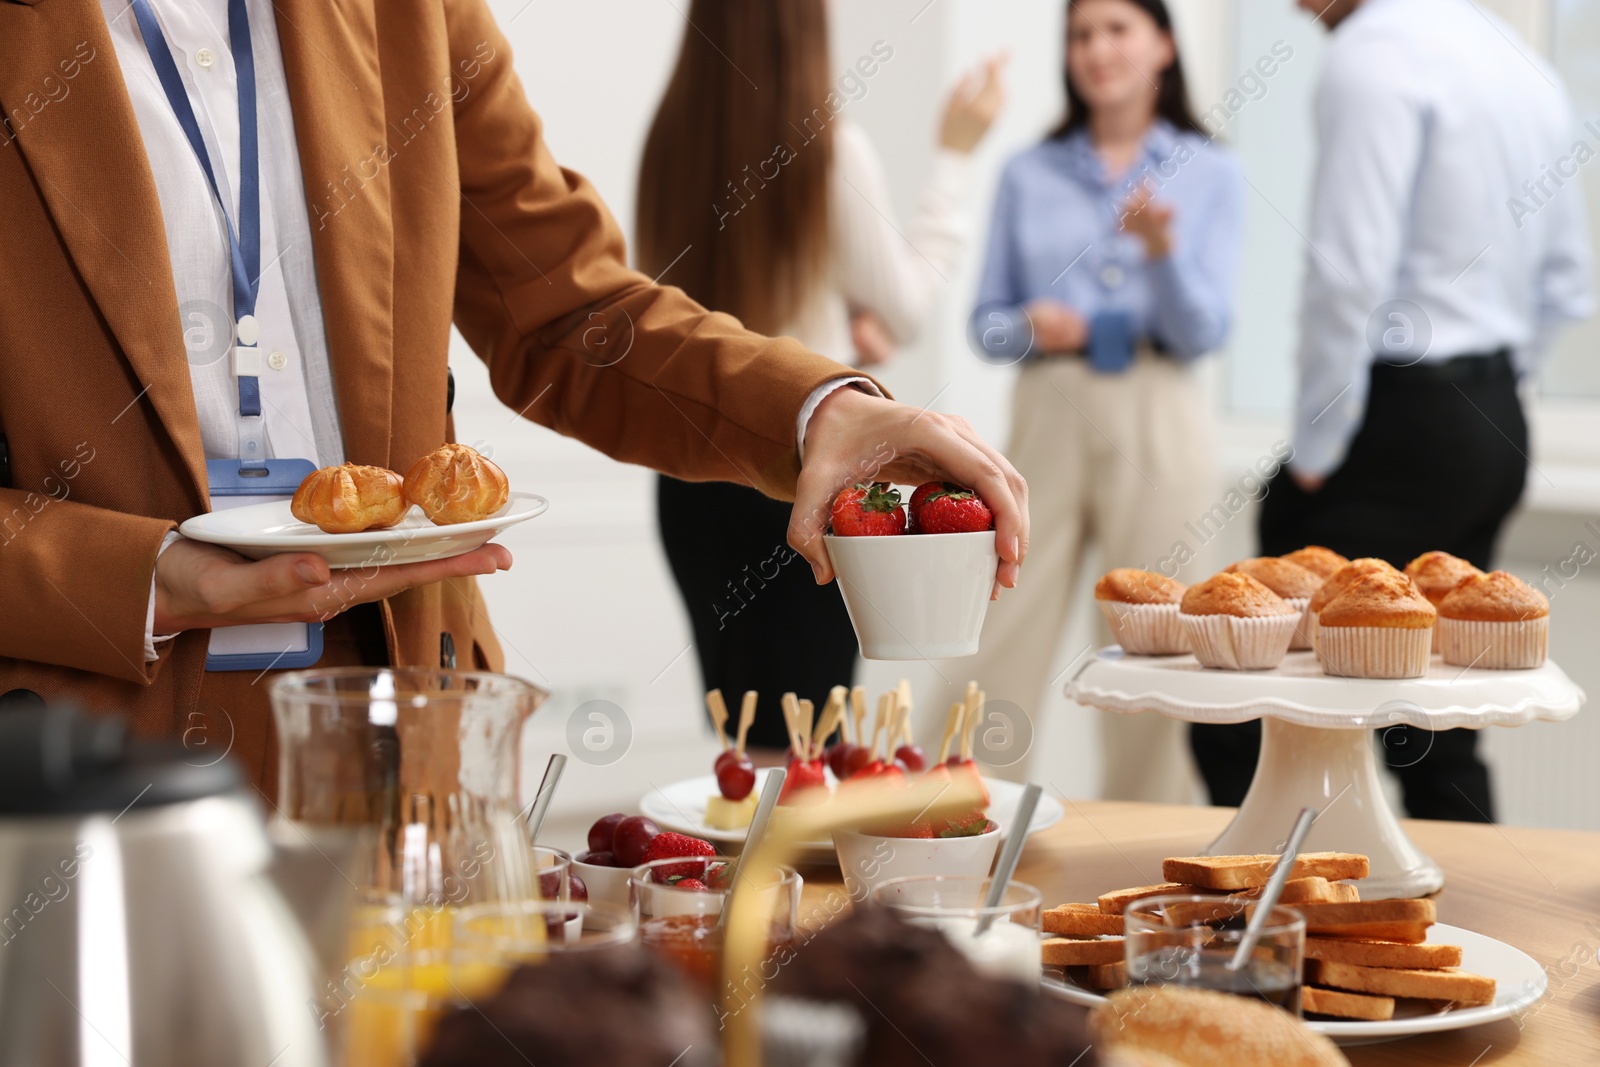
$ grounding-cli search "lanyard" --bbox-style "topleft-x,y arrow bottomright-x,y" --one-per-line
130,0 -> 268,467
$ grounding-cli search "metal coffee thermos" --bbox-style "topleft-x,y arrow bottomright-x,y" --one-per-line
0,698 -> 330,1066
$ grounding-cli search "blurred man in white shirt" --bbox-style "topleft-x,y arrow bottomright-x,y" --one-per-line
1192,0 -> 1594,821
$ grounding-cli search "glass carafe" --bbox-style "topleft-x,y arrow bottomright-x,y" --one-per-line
270,668 -> 546,1067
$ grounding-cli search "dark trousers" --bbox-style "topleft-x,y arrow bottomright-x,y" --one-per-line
656,476 -> 859,751
1190,351 -> 1527,823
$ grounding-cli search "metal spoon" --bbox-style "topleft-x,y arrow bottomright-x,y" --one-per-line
718,767 -> 786,929
974,783 -> 1041,936
1227,806 -> 1317,971
519,753 -> 567,846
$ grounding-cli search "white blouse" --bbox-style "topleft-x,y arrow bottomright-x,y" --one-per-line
781,121 -> 973,361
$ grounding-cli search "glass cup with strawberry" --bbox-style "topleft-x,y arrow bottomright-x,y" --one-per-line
629,844 -> 801,993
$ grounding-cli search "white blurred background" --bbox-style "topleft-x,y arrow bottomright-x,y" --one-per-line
446,0 -> 1600,846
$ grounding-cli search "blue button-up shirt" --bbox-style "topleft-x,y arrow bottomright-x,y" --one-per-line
971,120 -> 1244,363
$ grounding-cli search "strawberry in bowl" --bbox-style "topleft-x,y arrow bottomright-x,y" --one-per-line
830,482 -> 907,536
832,807 -> 1001,900
908,482 -> 994,534
823,482 -> 999,660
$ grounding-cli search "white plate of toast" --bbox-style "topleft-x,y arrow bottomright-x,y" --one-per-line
1043,921 -> 1545,1042
1038,851 -> 1545,1044
640,771 -> 1065,859
179,491 -> 548,568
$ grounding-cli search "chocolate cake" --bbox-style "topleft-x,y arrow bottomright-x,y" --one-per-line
417,946 -> 717,1067
769,906 -> 1098,1066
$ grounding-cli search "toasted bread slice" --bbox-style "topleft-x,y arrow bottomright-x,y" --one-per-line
1289,899 -> 1435,931
1098,883 -> 1197,915
1305,937 -> 1463,969
1045,903 -> 1126,937
1314,921 -> 1432,944
1087,960 -> 1128,990
1308,959 -> 1496,1007
1244,880 -> 1357,904
1043,936 -> 1126,966
1302,985 -> 1395,1021
1162,852 -> 1370,891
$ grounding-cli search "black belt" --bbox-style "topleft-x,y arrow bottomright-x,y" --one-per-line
1372,347 -> 1513,385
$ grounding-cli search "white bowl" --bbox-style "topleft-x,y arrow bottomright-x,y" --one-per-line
824,530 -> 999,660
572,855 -> 634,910
832,826 -> 1000,901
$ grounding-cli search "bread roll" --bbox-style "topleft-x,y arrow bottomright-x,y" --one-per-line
290,463 -> 407,533
403,443 -> 510,525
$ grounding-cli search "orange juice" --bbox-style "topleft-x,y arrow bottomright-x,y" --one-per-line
333,901 -> 550,1067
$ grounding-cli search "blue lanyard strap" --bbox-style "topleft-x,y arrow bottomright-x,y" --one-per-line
130,0 -> 267,460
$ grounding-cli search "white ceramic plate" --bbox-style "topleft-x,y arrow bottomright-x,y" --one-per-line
1041,922 -> 1547,1045
640,771 -> 1065,860
178,491 -> 548,568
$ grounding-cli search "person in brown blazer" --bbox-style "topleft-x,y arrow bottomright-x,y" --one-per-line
0,0 -> 1027,794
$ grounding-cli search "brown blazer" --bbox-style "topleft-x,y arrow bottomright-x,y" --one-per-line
0,0 -> 862,789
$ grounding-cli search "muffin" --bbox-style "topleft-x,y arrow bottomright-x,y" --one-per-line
1225,557 -> 1321,651
1404,552 -> 1484,653
1095,569 -> 1189,655
1316,572 -> 1436,679
1280,545 -> 1350,580
1178,573 -> 1299,670
1437,571 -> 1549,669
1306,558 -> 1399,655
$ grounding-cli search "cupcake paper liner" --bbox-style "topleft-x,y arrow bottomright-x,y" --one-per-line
1099,600 -> 1189,656
1286,597 -> 1313,651
1307,611 -> 1322,658
1438,616 -> 1548,670
1179,612 -> 1298,671
1318,625 -> 1432,679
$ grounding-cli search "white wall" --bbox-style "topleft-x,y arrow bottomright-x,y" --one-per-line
453,0 -> 1599,849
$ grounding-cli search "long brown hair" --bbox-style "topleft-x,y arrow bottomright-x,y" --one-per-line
636,0 -> 834,336
1050,0 -> 1204,139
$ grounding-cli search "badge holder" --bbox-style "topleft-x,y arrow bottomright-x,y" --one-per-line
204,457 -> 324,672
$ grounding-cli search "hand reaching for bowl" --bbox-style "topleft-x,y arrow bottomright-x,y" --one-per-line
791,386 -> 1028,599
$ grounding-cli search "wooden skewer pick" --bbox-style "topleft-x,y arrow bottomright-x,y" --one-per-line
734,691 -> 758,758
780,692 -> 803,756
811,686 -> 848,759
849,686 -> 868,745
873,693 -> 892,760
961,689 -> 985,761
798,699 -> 815,759
895,679 -> 914,745
706,689 -> 730,751
936,702 -> 963,764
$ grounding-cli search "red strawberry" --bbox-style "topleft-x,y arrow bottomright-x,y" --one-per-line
672,877 -> 709,891
891,820 -> 936,839
830,483 -> 907,536
778,757 -> 828,805
644,832 -> 716,881
909,482 -> 992,534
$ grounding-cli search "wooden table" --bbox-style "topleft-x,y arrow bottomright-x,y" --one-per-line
796,800 -> 1600,1065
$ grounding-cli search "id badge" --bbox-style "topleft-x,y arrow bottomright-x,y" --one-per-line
203,458 -> 324,672
1088,309 -> 1136,374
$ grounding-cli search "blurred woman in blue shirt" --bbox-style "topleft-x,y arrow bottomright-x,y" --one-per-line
966,0 -> 1244,802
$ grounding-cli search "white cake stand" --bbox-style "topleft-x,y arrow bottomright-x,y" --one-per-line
1067,649 -> 1585,899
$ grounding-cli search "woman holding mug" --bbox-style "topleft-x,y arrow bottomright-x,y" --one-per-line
963,0 -> 1244,799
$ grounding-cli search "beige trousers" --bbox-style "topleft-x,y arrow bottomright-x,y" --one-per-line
947,354 -> 1218,801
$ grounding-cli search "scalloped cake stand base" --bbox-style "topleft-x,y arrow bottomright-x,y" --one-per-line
1067,649 -> 1585,900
